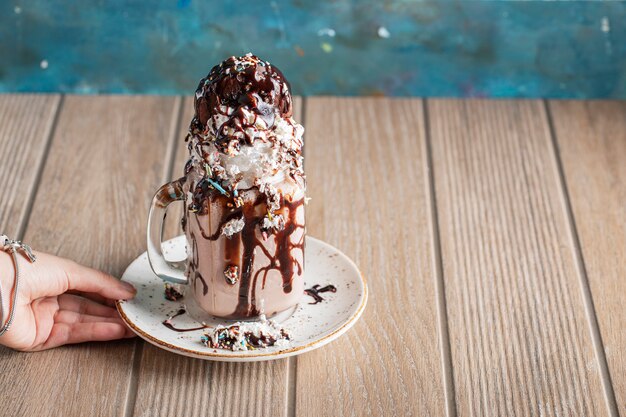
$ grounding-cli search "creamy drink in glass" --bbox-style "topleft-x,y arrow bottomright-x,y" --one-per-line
147,54 -> 306,319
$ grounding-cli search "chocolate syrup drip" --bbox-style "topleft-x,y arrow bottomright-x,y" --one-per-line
162,323 -> 209,332
161,309 -> 209,333
188,232 -> 208,295
234,201 -> 262,317
252,198 -> 305,293
233,197 -> 305,317
304,284 -> 337,305
194,197 -> 243,239
273,198 -> 306,291
181,202 -> 188,233
184,191 -> 305,318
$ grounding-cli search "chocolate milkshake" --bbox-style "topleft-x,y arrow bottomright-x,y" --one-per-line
181,53 -> 306,319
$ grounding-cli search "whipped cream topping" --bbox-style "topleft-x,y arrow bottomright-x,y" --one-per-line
188,54 -> 305,190
187,114 -> 304,190
185,53 -> 305,223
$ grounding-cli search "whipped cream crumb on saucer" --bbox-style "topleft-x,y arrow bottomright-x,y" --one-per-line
164,283 -> 184,301
200,315 -> 290,351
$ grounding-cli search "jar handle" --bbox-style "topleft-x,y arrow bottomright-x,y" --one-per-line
146,177 -> 188,284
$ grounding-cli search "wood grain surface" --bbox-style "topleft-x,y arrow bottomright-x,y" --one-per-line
0,95 -> 179,417
0,95 -> 624,417
0,94 -> 60,237
296,97 -> 446,417
428,99 -> 608,417
132,97 -> 302,417
549,100 -> 625,416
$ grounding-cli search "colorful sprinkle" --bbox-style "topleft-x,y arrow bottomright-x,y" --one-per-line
207,178 -> 230,196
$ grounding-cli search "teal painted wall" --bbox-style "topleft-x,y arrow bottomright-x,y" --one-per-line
1,1 -> 625,98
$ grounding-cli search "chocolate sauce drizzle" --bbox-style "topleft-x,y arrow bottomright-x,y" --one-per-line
185,191 -> 304,318
161,308 -> 209,333
251,198 -> 305,293
188,231 -> 208,296
304,284 -> 337,305
192,54 -> 293,152
182,54 -> 305,320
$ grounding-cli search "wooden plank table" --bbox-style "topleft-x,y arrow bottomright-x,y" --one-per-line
0,95 -> 623,417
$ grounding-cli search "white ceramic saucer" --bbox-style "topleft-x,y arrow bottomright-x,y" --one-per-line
117,235 -> 367,362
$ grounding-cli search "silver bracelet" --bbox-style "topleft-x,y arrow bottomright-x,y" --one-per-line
0,235 -> 36,336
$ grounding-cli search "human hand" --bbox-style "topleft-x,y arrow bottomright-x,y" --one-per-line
0,250 -> 137,351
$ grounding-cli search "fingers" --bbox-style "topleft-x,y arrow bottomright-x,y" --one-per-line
38,322 -> 136,350
57,293 -> 118,317
65,290 -> 117,307
55,310 -> 123,324
64,261 -> 137,300
25,253 -> 137,301
56,293 -> 128,326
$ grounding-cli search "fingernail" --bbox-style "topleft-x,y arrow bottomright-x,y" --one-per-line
121,281 -> 137,294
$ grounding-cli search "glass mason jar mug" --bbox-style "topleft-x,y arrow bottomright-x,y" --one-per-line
147,173 -> 305,320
